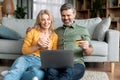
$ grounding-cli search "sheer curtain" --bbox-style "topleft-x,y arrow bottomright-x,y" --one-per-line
33,0 -> 65,19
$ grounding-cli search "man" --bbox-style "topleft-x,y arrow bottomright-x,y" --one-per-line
55,3 -> 93,80
26,3 -> 93,80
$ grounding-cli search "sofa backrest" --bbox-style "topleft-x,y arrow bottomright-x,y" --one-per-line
54,18 -> 63,29
2,17 -> 102,38
75,17 -> 102,38
2,17 -> 36,38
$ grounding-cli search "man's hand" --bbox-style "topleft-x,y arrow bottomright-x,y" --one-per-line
78,40 -> 93,56
26,27 -> 35,34
78,40 -> 89,50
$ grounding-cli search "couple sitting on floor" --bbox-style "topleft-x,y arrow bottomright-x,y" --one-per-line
3,3 -> 93,80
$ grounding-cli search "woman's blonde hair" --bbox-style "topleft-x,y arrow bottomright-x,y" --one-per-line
34,9 -> 54,33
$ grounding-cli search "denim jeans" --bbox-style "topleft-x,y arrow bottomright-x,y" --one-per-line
72,63 -> 85,80
3,55 -> 44,80
20,65 -> 44,80
44,63 -> 85,80
44,67 -> 73,80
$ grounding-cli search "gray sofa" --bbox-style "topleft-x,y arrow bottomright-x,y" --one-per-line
0,17 -> 119,73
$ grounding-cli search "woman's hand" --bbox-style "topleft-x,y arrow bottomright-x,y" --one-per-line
37,37 -> 50,49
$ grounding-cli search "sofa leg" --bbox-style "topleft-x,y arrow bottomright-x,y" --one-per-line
110,62 -> 115,74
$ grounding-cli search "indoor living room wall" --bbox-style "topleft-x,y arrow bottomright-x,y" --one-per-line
15,0 -> 75,19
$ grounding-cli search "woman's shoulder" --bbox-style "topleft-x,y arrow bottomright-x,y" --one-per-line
51,32 -> 58,38
29,28 -> 39,33
52,31 -> 58,36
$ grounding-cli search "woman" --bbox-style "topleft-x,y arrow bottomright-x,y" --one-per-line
3,9 -> 58,80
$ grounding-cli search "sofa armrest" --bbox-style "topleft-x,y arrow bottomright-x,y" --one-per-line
105,29 -> 119,61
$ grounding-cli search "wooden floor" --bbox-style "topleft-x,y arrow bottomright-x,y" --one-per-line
86,62 -> 120,80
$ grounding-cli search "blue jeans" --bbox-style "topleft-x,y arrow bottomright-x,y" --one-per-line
3,55 -> 44,80
72,63 -> 85,80
44,67 -> 73,80
21,65 -> 44,80
44,63 -> 85,80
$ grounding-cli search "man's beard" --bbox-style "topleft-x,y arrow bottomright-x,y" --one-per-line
64,21 -> 74,27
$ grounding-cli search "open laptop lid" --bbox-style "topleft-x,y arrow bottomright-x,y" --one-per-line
40,50 -> 74,69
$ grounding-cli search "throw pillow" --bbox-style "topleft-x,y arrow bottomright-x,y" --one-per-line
0,25 -> 21,40
92,17 -> 111,41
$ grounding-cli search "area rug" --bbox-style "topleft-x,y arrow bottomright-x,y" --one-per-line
81,70 -> 109,80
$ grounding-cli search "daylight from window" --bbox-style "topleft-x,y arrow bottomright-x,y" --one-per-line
33,0 -> 65,19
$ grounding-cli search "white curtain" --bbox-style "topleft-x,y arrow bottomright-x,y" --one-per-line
33,0 -> 65,19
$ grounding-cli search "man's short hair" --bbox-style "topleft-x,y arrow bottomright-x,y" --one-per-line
60,3 -> 76,14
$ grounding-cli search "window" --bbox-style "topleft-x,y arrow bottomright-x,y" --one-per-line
33,0 -> 65,19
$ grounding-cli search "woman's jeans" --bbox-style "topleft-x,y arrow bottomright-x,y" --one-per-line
20,66 -> 44,80
3,55 -> 44,80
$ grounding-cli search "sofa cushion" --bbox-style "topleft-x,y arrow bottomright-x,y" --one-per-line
0,25 -> 21,40
91,40 -> 108,56
92,17 -> 111,41
75,17 -> 102,38
2,17 -> 36,38
0,39 -> 23,54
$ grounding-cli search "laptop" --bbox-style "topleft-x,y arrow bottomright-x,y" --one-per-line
40,50 -> 74,69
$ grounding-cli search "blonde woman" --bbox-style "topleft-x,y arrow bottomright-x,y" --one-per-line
3,9 -> 58,80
